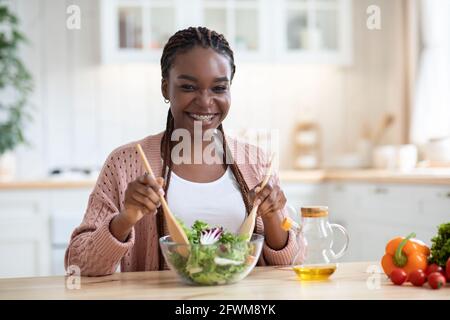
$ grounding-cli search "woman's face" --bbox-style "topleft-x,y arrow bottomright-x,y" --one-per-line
162,46 -> 232,135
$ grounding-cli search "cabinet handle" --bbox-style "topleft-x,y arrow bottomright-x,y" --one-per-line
438,192 -> 450,198
374,187 -> 388,194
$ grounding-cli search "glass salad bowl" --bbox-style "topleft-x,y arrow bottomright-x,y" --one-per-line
159,233 -> 264,286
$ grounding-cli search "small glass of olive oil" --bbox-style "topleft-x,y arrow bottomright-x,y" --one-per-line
292,264 -> 337,281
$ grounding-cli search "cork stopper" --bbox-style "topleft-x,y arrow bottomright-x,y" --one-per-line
301,206 -> 329,218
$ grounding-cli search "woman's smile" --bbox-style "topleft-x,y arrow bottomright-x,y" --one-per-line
185,112 -> 221,125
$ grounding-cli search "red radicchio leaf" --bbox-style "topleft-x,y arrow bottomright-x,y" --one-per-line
200,227 -> 223,245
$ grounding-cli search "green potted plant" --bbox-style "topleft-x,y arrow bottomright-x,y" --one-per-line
0,5 -> 33,181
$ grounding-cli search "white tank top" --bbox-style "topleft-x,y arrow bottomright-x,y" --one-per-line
166,167 -> 247,234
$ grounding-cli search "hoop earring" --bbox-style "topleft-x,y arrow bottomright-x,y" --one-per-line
164,98 -> 170,104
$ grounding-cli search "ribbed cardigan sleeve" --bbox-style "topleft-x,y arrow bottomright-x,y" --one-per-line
64,150 -> 135,276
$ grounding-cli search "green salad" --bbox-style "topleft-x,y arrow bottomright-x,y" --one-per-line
167,220 -> 257,285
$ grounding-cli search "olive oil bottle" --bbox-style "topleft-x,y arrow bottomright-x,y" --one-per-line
281,206 -> 349,281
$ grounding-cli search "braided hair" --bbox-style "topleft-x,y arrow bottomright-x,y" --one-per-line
157,27 -> 251,270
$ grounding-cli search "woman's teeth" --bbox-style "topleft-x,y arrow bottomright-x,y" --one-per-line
189,113 -> 215,121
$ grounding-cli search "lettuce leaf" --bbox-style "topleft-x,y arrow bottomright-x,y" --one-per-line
428,222 -> 450,267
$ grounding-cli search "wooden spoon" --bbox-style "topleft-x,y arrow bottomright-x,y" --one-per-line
238,153 -> 275,241
136,144 -> 190,257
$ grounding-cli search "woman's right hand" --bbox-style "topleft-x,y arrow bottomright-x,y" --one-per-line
122,174 -> 165,225
110,174 -> 164,242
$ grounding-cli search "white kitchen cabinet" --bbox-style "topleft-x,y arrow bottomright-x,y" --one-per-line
101,0 -> 268,63
101,0 -> 185,63
325,183 -> 365,262
353,184 -> 449,247
327,183 -> 450,262
201,0 -> 268,62
274,0 -> 352,64
101,0 -> 352,64
280,182 -> 326,223
281,181 -> 450,263
0,187 -> 91,278
49,189 -> 92,275
410,185 -> 450,247
0,191 -> 50,278
326,182 -> 363,222
419,187 -> 450,234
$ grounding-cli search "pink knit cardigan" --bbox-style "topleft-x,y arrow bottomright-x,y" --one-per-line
65,131 -> 301,276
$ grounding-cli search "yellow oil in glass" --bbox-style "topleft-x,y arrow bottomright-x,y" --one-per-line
293,264 -> 337,281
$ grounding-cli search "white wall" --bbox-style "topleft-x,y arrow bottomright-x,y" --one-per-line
10,0 -> 407,177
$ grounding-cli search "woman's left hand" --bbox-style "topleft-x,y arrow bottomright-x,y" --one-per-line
249,182 -> 289,250
249,183 -> 287,221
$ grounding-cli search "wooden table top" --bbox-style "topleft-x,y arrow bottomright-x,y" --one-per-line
0,262 -> 448,300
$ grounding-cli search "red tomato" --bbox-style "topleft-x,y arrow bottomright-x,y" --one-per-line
446,258 -> 450,281
390,268 -> 407,285
428,272 -> 446,289
425,264 -> 444,277
409,269 -> 426,287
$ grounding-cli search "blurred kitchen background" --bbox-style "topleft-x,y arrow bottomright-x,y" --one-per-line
0,0 -> 449,278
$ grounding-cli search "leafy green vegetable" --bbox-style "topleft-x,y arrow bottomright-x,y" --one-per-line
168,220 -> 256,285
219,230 -> 247,244
428,222 -> 450,267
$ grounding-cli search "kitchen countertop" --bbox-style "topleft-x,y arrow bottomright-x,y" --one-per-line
0,262 -> 448,299
280,169 -> 450,185
1,169 -> 450,190
0,179 -> 96,190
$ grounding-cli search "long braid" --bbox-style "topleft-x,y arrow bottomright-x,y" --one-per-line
157,27 -> 243,270
156,109 -> 174,270
217,124 -> 252,215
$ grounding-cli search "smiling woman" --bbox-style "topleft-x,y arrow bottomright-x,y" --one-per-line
64,26 -> 303,276
163,46 -> 232,133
